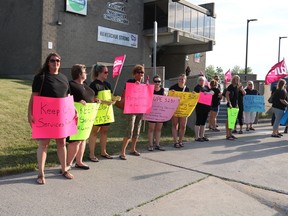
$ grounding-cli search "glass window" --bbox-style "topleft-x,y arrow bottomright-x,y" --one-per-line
204,16 -> 210,38
168,1 -> 176,28
183,6 -> 191,32
210,17 -> 215,40
191,9 -> 198,34
175,3 -> 183,30
198,12 -> 205,36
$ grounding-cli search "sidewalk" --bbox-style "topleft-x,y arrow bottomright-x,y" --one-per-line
0,121 -> 288,216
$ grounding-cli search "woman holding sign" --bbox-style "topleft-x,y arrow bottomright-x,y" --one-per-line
89,64 -> 114,161
208,79 -> 222,132
169,74 -> 190,148
147,75 -> 165,151
27,53 -> 74,184
244,81 -> 259,131
194,76 -> 214,142
66,64 -> 97,170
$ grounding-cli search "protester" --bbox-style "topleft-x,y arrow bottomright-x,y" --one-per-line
66,64 -> 96,170
119,65 -> 145,160
27,53 -> 74,184
213,75 -> 221,89
169,74 -> 190,148
225,75 -> 240,140
271,79 -> 288,138
232,84 -> 246,134
89,64 -> 114,161
147,75 -> 165,151
194,76 -> 214,142
208,79 -> 222,132
244,81 -> 259,131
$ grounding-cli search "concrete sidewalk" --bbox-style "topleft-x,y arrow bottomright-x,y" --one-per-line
0,122 -> 288,216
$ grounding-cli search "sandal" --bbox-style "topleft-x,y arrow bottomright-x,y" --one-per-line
231,135 -> 238,139
148,146 -> 154,151
119,155 -> 127,160
202,137 -> 209,141
155,145 -> 165,151
249,127 -> 255,131
226,136 -> 235,141
195,138 -> 204,142
101,154 -> 113,159
88,156 -> 99,162
130,151 -> 141,156
178,142 -> 184,148
62,171 -> 74,180
37,175 -> 45,185
174,142 -> 181,148
271,134 -> 281,138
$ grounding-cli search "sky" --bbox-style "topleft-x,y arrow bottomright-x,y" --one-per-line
188,0 -> 288,80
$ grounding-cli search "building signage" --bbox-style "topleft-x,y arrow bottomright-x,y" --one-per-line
66,0 -> 87,16
98,26 -> 138,48
104,2 -> 129,25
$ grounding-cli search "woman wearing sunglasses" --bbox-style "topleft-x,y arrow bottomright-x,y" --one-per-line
147,75 -> 165,151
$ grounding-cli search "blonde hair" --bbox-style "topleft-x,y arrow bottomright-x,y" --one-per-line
246,80 -> 254,89
232,75 -> 240,86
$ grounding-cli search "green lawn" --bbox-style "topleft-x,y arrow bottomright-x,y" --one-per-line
0,78 -> 194,177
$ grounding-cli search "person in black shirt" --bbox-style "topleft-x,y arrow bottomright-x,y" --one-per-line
88,64 -> 114,162
147,75 -> 165,151
27,53 -> 74,184
225,75 -> 240,140
66,64 -> 96,170
208,79 -> 222,132
243,81 -> 259,131
194,76 -> 214,142
271,79 -> 288,137
169,74 -> 190,148
232,84 -> 246,134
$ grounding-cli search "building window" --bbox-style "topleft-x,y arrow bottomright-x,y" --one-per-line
184,6 -> 191,32
191,9 -> 198,35
198,12 -> 205,36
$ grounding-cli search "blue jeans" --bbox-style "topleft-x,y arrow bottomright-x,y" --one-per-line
272,107 -> 284,130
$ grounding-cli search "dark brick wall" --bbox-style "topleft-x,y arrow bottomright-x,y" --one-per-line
0,0 -> 43,76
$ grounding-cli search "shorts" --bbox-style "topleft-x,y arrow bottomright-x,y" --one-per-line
211,106 -> 219,112
93,123 -> 111,127
125,114 -> 143,139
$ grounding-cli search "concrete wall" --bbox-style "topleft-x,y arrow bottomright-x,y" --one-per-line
0,0 -> 43,75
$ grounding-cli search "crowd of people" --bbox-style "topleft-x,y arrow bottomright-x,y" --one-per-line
28,53 -> 265,185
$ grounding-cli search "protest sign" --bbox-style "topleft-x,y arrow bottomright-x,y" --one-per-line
143,95 -> 180,122
227,108 -> 239,129
280,111 -> 288,126
168,91 -> 199,117
70,102 -> 99,140
32,96 -> 77,139
198,92 -> 212,106
94,90 -> 115,125
243,95 -> 265,112
124,83 -> 154,114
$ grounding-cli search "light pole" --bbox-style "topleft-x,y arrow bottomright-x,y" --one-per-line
245,19 -> 257,80
278,36 -> 287,62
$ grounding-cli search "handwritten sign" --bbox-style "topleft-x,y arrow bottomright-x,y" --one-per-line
243,95 -> 265,112
70,103 -> 99,140
32,96 -> 77,139
94,90 -> 115,125
168,91 -> 200,117
227,108 -> 239,129
143,95 -> 180,122
124,83 -> 154,114
198,92 -> 212,106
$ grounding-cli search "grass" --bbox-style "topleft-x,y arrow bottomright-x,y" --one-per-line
0,78 -> 194,177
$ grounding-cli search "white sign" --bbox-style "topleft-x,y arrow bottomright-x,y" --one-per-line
66,0 -> 87,16
97,26 -> 138,48
104,2 -> 129,25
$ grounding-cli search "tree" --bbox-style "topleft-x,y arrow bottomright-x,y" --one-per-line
205,65 -> 216,81
231,65 -> 253,74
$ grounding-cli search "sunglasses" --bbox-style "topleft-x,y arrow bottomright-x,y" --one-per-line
49,59 -> 61,63
154,80 -> 161,83
103,71 -> 109,74
136,71 -> 144,74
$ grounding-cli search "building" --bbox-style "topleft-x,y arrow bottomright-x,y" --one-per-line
0,0 -> 215,85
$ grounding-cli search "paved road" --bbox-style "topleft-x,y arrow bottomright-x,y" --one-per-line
0,122 -> 288,216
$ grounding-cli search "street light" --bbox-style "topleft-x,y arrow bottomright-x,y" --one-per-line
278,36 -> 287,62
244,18 -> 257,80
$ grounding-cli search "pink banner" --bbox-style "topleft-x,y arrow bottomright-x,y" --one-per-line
124,83 -> 154,114
112,55 -> 126,78
32,96 -> 77,139
265,59 -> 287,84
198,92 -> 212,106
225,69 -> 231,84
143,95 -> 180,122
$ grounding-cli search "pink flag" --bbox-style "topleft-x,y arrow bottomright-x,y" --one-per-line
112,55 -> 126,78
265,59 -> 287,84
225,69 -> 232,84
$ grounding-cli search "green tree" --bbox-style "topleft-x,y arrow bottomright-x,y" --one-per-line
205,65 -> 216,81
231,65 -> 253,74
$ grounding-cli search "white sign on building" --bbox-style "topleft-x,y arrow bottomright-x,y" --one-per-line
97,26 -> 138,48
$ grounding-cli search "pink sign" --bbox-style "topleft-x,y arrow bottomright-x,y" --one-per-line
265,59 -> 287,84
198,92 -> 212,106
112,55 -> 126,78
32,96 -> 77,139
143,95 -> 180,122
124,83 -> 154,114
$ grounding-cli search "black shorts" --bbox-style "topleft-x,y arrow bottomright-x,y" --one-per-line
93,123 -> 111,127
195,108 -> 209,126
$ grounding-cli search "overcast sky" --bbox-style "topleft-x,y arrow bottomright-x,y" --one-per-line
188,0 -> 288,80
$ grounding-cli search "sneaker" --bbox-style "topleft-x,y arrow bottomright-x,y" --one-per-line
202,137 -> 209,141
231,135 -> 238,139
155,145 -> 165,151
195,138 -> 204,142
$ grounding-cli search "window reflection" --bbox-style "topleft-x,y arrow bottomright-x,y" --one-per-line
184,6 -> 191,32
175,3 -> 183,29
168,1 -> 176,28
191,9 -> 198,34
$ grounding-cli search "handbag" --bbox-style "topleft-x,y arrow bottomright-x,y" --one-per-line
114,90 -> 125,110
268,92 -> 274,104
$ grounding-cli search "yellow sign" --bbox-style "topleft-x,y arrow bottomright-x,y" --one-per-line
168,91 -> 200,117
94,90 -> 115,125
227,108 -> 239,129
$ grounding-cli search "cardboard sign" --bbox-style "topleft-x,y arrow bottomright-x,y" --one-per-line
143,95 -> 180,122
243,95 -> 265,112
124,83 -> 154,114
70,102 -> 99,140
227,108 -> 239,129
94,90 -> 115,125
198,92 -> 212,106
168,91 -> 200,117
32,96 -> 77,139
